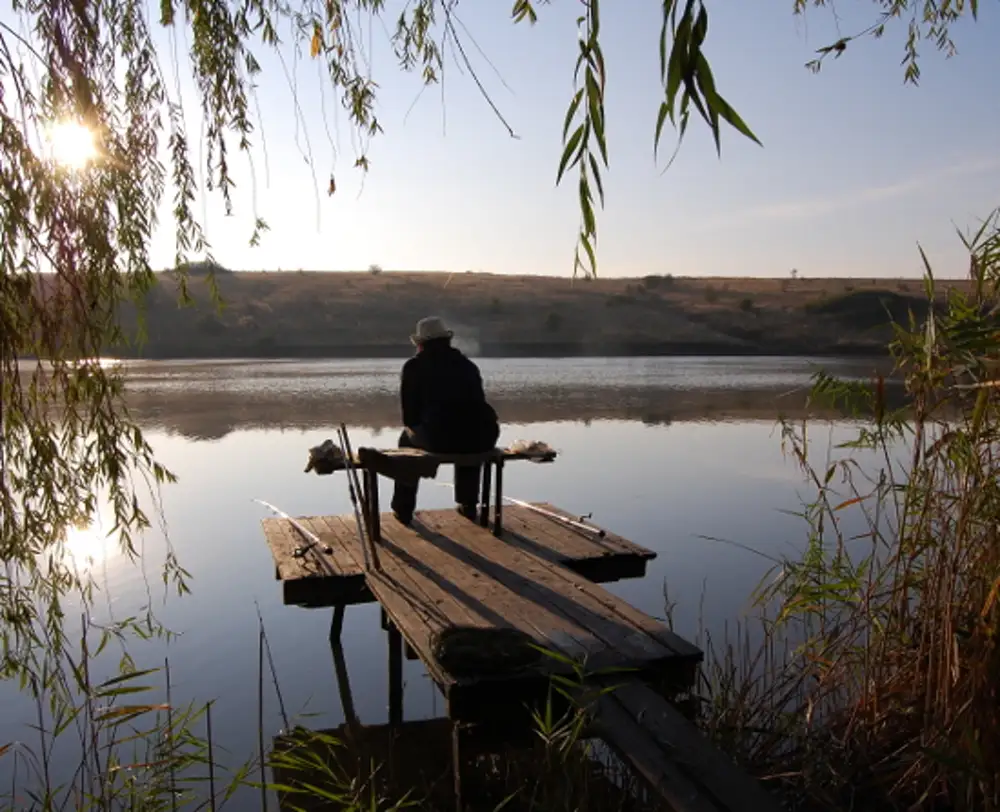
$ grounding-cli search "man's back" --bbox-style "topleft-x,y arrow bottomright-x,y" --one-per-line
401,343 -> 497,452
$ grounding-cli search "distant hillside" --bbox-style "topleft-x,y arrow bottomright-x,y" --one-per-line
112,271 -> 971,359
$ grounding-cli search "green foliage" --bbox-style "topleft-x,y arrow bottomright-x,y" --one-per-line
557,0 -> 608,279
793,0 -> 979,84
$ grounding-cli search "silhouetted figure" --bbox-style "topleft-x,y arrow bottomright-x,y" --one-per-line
390,317 -> 500,525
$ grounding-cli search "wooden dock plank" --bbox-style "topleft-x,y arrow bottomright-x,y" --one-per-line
310,515 -> 366,575
262,504 -> 657,607
367,516 -> 627,686
595,679 -> 782,812
499,505 -> 655,580
500,510 -> 604,562
340,514 -> 492,636
420,511 -> 690,665
360,512 -> 700,720
263,518 -> 349,606
531,503 -> 656,560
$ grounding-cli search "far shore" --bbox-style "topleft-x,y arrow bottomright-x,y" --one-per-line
102,270 -> 956,361
103,344 -> 892,361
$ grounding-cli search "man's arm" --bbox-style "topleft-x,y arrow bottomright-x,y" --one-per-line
400,358 -> 420,429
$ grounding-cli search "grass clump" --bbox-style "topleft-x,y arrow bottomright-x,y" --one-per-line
0,613 -> 256,812
267,652 -> 653,812
697,210 -> 1000,810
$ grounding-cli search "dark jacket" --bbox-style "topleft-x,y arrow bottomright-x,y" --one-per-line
400,342 -> 499,452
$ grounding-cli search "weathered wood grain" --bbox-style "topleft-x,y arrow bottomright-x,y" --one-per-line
595,679 -> 782,812
262,504 -> 656,607
356,511 -> 700,720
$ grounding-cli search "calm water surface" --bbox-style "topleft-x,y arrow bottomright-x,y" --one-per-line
2,356 -> 892,789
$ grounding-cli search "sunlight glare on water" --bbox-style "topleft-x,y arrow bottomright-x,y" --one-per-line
61,521 -> 118,575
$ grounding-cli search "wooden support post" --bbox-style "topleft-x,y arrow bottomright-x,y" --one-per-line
329,604 -> 346,645
452,723 -> 464,812
330,640 -> 359,734
479,462 -> 492,528
493,459 -> 504,537
327,605 -> 359,734
387,623 -> 403,727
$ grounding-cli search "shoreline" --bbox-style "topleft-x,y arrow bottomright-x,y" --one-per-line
107,343 -> 892,361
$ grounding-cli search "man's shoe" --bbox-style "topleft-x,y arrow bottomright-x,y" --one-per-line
456,504 -> 477,522
392,510 -> 412,526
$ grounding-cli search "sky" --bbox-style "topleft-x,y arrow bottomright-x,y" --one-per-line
13,1 -> 1000,278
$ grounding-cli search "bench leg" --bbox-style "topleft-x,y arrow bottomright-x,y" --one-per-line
364,469 -> 382,571
479,463 -> 492,528
367,469 -> 381,541
493,459 -> 504,537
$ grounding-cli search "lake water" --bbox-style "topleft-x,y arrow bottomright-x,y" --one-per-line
1,356 -> 893,796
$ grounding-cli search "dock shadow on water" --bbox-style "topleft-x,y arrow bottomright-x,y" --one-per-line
3,355 -> 952,811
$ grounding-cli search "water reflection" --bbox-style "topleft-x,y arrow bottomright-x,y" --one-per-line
1,357 -> 899,803
119,356 -> 899,441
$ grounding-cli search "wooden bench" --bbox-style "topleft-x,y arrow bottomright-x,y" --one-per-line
349,445 -> 556,541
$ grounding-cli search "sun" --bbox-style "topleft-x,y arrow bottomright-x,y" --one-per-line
46,119 -> 99,170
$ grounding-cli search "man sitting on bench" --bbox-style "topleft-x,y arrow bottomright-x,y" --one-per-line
391,317 -> 501,526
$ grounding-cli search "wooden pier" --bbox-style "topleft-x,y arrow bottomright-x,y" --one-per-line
263,502 -> 656,607
261,440 -> 780,811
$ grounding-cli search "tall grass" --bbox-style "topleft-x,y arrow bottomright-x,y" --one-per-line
267,653 -> 650,812
696,211 -> 1000,811
1,597 -> 653,812
0,613 -> 252,811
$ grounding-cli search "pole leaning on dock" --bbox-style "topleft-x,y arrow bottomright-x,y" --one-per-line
254,499 -> 333,556
428,480 -> 605,538
502,497 -> 606,538
337,424 -> 381,572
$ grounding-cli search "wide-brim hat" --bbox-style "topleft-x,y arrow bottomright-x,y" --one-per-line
411,316 -> 454,345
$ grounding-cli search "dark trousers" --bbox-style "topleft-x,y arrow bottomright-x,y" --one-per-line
390,427 -> 494,520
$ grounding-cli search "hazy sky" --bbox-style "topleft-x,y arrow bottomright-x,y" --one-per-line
18,2 -> 1000,277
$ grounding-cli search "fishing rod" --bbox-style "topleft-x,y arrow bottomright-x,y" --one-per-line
336,425 -> 376,572
254,499 -> 332,558
428,481 -> 605,538
502,496 -> 606,538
